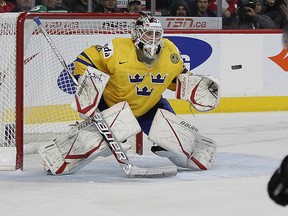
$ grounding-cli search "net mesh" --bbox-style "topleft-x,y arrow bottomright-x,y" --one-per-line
0,14 -> 134,152
0,13 -> 18,148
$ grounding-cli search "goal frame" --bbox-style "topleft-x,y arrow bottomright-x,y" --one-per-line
13,12 -> 141,170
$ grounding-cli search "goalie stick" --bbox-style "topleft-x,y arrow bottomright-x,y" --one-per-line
33,16 -> 177,178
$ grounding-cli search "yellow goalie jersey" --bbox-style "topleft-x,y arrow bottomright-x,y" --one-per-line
74,38 -> 185,117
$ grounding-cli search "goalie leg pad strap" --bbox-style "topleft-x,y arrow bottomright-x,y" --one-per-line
39,101 -> 141,175
39,142 -> 66,174
187,134 -> 217,170
148,109 -> 217,170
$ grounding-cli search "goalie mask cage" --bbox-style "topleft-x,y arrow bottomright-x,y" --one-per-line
0,12 -> 143,171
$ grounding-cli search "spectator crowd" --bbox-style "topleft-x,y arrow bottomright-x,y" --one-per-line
0,0 -> 287,29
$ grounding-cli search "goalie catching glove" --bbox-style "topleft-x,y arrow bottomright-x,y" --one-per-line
176,73 -> 220,112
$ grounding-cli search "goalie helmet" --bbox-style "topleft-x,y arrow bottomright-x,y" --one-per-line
131,13 -> 164,60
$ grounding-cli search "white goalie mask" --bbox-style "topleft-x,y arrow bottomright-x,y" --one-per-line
131,14 -> 164,60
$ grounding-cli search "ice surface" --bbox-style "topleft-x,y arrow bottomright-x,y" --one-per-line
0,147 -> 16,170
0,112 -> 288,216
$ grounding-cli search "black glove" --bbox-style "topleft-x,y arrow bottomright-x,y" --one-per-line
268,156 -> 288,206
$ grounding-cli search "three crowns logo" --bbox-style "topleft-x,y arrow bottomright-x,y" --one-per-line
129,72 -> 167,96
136,86 -> 154,96
151,73 -> 167,83
128,73 -> 146,83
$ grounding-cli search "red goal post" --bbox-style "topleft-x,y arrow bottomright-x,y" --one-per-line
0,12 -> 144,171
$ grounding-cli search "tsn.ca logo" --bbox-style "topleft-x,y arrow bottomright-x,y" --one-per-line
165,18 -> 207,29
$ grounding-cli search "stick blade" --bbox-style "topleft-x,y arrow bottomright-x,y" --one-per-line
126,166 -> 177,178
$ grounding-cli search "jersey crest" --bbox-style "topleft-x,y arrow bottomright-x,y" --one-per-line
136,86 -> 155,96
128,73 -> 146,83
151,73 -> 167,83
170,53 -> 180,64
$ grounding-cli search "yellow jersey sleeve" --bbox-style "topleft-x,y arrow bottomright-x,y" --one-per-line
74,45 -> 107,76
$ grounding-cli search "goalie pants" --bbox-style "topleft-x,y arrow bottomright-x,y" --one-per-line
98,97 -> 175,135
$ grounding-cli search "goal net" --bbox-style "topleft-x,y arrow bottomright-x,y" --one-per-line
0,12 -> 140,170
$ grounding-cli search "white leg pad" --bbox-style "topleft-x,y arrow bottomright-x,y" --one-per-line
148,109 -> 217,170
39,101 -> 141,175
